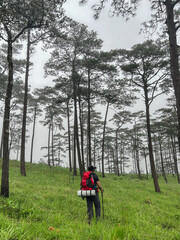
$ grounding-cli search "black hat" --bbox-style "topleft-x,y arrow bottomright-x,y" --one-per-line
88,165 -> 96,171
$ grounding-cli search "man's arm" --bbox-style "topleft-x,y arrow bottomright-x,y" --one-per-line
96,181 -> 103,192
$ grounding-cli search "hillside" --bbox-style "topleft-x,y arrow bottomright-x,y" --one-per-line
0,160 -> 180,240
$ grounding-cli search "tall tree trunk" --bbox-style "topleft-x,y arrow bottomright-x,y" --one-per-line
72,66 -> 82,176
73,73 -> 77,176
143,148 -> 149,180
9,127 -> 13,156
135,145 -> 141,179
87,69 -> 92,164
78,96 -> 85,171
67,100 -> 72,171
1,35 -> 13,198
132,140 -> 137,174
107,148 -> 110,173
0,123 -> 3,159
101,102 -> 109,177
48,123 -> 51,166
93,132 -> 96,167
119,147 -> 123,174
30,105 -> 37,163
115,129 -> 120,176
51,116 -> 54,167
16,142 -> 20,161
20,29 -> 31,176
134,128 -> 141,179
73,116 -> 77,176
76,111 -> 83,176
158,137 -> 167,183
171,134 -> 180,183
144,86 -> 160,192
165,0 -> 180,152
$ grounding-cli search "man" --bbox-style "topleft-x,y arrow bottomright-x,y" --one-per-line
85,165 -> 103,223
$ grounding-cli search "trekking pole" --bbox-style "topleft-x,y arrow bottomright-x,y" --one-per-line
101,191 -> 104,219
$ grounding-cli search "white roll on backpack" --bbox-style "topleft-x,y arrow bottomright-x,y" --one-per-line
77,190 -> 96,197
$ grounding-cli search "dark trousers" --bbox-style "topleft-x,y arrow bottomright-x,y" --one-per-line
86,194 -> 101,221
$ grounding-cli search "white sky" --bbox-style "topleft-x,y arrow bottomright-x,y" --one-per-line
63,0 -> 152,50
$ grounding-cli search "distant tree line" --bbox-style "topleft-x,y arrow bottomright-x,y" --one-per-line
0,0 -> 179,197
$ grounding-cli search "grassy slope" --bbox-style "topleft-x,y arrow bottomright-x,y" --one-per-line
0,160 -> 180,240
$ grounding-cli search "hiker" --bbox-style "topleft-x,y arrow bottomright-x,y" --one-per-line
81,165 -> 104,223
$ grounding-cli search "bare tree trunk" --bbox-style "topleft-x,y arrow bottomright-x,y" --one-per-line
67,100 -> 72,171
58,139 -> 61,166
135,146 -> 141,179
93,132 -> 96,167
87,69 -> 92,164
144,86 -> 160,192
171,134 -> 180,183
51,116 -> 54,167
115,129 -> 120,176
78,96 -> 85,171
119,146 -> 123,174
1,35 -> 13,198
158,137 -> 167,183
0,124 -> 3,159
131,140 -> 137,174
30,105 -> 37,163
20,29 -> 31,176
72,62 -> 82,176
101,102 -> 109,177
165,0 -> 180,152
73,116 -> 77,176
167,138 -> 175,176
143,148 -> 149,180
48,123 -> 51,166
9,127 -> 13,156
107,148 -> 111,173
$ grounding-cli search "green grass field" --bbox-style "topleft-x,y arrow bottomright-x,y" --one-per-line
0,160 -> 180,240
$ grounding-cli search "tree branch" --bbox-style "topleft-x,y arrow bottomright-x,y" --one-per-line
172,0 -> 180,8
149,90 -> 168,106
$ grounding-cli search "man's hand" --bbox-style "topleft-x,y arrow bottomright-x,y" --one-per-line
97,181 -> 103,193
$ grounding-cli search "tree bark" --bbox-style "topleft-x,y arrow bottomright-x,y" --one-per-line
67,100 -> 72,171
135,144 -> 141,179
72,63 -> 82,176
20,29 -> 31,176
165,0 -> 180,152
101,102 -> 109,177
144,84 -> 160,192
51,116 -> 54,166
1,36 -> 13,198
171,134 -> 180,183
0,123 -> 3,159
143,148 -> 149,180
158,137 -> 167,183
30,104 -> 37,163
78,96 -> 85,171
73,115 -> 77,176
48,123 -> 51,166
87,69 -> 92,165
115,129 -> 120,176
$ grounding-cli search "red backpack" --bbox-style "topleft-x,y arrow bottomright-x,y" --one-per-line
81,171 -> 95,190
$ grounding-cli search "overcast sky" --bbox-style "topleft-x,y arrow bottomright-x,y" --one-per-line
30,0 -> 152,90
63,0 -> 152,50
29,0 -> 179,91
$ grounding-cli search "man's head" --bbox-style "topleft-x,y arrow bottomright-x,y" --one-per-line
88,165 -> 96,172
